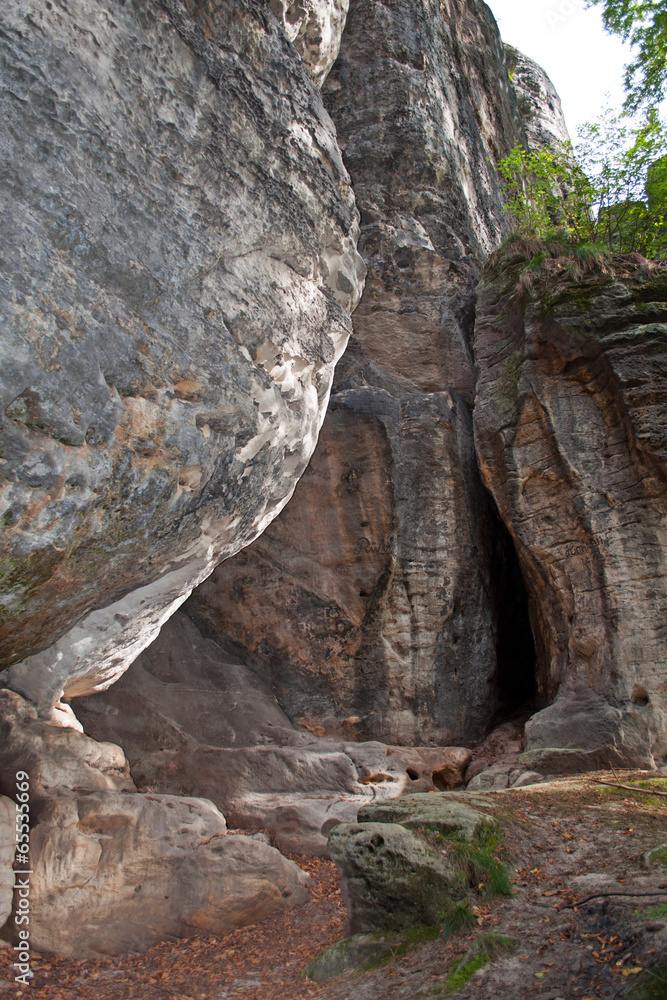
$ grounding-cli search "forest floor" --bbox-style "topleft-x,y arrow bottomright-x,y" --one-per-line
1,775 -> 666,1000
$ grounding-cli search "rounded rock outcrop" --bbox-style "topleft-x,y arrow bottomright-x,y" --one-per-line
0,0 -> 364,717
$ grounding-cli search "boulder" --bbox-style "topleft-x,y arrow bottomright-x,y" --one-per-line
185,0 -> 532,746
304,931 -> 406,982
0,688 -> 310,956
269,0 -> 350,85
358,793 -> 491,841
431,749 -> 474,791
0,797 -> 15,931
0,0 -> 363,718
26,791 -> 309,957
474,255 -> 667,768
328,822 -> 460,934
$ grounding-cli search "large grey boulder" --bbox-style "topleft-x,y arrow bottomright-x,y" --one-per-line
0,0 -> 364,719
328,822 -> 461,934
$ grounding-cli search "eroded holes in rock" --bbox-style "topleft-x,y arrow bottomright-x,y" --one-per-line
406,767 -> 420,780
488,496 -> 537,718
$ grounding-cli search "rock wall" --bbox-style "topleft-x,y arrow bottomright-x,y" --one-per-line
184,0 -> 529,746
474,252 -> 667,768
0,0 -> 363,718
505,45 -> 571,151
77,613 -> 474,855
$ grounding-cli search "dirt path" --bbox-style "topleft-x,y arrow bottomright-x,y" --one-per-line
1,776 -> 666,1000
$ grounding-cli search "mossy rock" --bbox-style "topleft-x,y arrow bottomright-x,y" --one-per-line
358,794 -> 492,842
303,927 -> 440,982
328,822 -> 463,934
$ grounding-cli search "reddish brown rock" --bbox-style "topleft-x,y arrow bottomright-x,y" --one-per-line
184,0 -> 532,746
474,251 -> 667,768
431,747 -> 473,790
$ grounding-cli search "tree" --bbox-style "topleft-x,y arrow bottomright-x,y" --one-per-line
497,109 -> 667,259
585,0 -> 667,112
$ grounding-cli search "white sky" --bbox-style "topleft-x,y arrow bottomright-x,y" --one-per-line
484,0 -> 638,138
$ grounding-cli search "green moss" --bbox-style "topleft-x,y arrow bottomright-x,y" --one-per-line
442,952 -> 489,993
434,932 -> 515,995
494,348 -> 523,411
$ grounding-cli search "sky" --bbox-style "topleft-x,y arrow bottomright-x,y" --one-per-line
484,0 -> 637,138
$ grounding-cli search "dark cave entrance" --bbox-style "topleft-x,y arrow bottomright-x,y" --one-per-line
488,497 -> 537,722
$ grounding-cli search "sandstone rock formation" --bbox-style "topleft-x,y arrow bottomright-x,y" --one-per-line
270,0 -> 350,85
184,0 -> 532,746
328,822 -> 461,934
28,793 -> 309,958
0,0 -> 363,719
505,45 -> 571,151
0,796 -> 15,930
77,613 -> 474,853
0,690 -> 309,955
474,253 -> 667,769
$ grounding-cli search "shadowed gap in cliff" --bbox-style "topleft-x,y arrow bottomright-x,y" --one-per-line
487,494 -> 537,721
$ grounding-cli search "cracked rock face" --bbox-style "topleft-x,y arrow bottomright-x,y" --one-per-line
0,0 -> 364,715
474,255 -> 667,768
184,0 -> 527,745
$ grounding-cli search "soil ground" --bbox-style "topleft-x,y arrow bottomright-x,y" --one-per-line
1,774 -> 666,1000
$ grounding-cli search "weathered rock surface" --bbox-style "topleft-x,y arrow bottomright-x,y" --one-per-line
0,690 -> 310,956
0,796 -> 15,930
185,0 -> 531,746
0,0 -> 363,717
0,690 -> 134,796
505,45 -> 571,151
78,613 -> 474,853
474,254 -> 667,768
26,792 -> 309,957
270,0 -> 349,85
328,822 -> 460,934
358,793 -> 491,841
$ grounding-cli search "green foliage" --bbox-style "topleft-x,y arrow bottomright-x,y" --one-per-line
585,0 -> 667,112
498,108 -> 667,260
440,900 -> 477,942
446,823 -> 513,900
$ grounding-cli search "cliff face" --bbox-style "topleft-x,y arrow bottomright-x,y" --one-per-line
474,253 -> 667,768
185,0 -> 528,745
0,0 -> 364,718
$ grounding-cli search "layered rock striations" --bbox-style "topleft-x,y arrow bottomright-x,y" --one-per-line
474,253 -> 667,768
184,0 -> 531,746
0,0 -> 364,718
